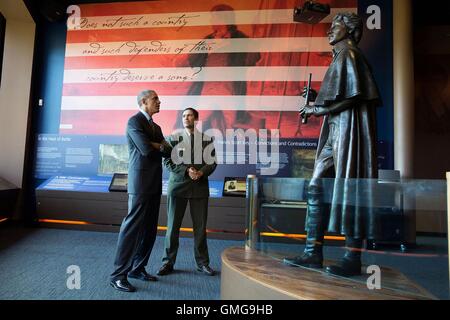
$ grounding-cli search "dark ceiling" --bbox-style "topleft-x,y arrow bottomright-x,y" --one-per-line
412,0 -> 450,27
23,0 -> 153,23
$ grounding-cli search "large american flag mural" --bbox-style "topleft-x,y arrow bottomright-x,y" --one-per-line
61,0 -> 357,138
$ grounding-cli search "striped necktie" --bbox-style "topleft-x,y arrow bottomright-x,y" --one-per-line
148,117 -> 155,136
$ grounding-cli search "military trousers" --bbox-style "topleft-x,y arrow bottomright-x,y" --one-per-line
162,196 -> 210,267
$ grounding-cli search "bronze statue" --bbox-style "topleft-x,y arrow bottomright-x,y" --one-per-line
284,12 -> 381,277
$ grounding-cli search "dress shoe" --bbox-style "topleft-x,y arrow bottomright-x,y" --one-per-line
197,265 -> 215,276
157,264 -> 174,276
110,279 -> 136,292
325,258 -> 362,277
128,270 -> 158,282
283,252 -> 323,269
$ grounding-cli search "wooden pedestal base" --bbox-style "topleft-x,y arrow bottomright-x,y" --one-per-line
221,247 -> 435,300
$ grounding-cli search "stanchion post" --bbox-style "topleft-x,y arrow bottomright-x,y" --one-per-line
245,175 -> 259,250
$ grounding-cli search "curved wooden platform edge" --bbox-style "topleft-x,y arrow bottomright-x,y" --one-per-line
220,247 -> 436,300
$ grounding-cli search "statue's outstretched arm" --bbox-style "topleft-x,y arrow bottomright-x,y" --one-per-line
300,97 -> 359,118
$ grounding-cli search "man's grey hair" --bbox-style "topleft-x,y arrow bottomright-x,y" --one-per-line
333,12 -> 363,44
137,90 -> 156,108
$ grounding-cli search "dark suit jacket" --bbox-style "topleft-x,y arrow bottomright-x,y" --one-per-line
164,130 -> 217,198
126,112 -> 171,195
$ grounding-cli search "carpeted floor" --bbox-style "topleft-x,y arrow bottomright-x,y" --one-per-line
0,225 -> 240,300
0,225 -> 448,300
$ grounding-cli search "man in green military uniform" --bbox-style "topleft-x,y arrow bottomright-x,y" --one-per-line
157,107 -> 217,276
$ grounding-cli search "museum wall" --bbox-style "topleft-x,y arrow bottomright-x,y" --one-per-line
412,1 -> 450,233
0,0 -> 35,188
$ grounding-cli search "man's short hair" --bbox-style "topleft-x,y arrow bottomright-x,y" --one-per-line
183,107 -> 199,120
333,13 -> 363,44
137,90 -> 156,107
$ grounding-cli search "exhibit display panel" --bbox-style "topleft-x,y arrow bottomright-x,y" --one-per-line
35,176 -> 246,239
37,175 -> 225,197
236,176 -> 449,299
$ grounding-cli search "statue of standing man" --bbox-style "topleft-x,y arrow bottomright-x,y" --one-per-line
284,12 -> 381,277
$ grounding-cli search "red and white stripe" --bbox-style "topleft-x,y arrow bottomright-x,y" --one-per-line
61,0 -> 358,137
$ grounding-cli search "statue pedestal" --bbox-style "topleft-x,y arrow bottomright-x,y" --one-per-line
220,247 -> 435,300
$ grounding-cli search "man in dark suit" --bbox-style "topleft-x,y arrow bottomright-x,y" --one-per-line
157,108 -> 217,276
110,90 -> 171,292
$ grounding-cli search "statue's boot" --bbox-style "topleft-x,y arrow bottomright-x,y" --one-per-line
326,238 -> 363,277
283,189 -> 324,269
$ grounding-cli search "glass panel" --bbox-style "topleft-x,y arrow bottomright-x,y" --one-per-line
245,176 -> 449,300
